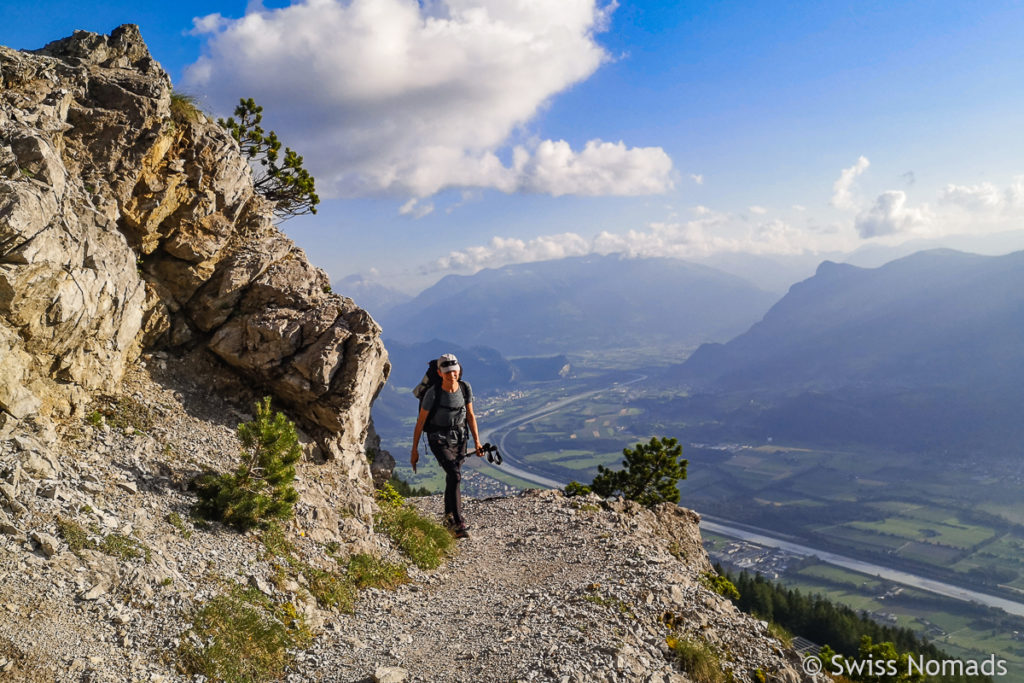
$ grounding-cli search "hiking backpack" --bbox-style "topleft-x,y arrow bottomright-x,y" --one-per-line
413,359 -> 470,433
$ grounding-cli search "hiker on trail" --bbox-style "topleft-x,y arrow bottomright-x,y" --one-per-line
411,353 -> 483,538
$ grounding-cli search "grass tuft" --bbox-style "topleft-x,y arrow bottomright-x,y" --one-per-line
345,553 -> 409,590
373,484 -> 454,570
177,584 -> 309,682
665,635 -> 729,683
169,91 -> 203,124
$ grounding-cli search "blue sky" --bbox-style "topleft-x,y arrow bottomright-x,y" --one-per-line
4,1 -> 1024,292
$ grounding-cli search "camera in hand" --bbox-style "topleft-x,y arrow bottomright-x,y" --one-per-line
480,442 -> 502,465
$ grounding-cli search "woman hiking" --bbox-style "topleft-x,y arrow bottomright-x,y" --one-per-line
410,353 -> 483,538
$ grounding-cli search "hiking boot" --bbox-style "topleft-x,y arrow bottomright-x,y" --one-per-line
453,527 -> 470,539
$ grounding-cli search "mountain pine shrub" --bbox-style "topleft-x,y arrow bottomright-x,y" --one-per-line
194,397 -> 301,530
575,436 -> 688,507
219,98 -> 320,219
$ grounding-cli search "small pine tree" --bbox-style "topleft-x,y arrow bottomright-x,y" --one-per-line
563,480 -> 593,497
219,98 -> 320,220
590,436 -> 688,507
195,397 -> 302,530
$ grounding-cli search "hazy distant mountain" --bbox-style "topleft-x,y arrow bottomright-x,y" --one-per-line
677,249 -> 1024,392
336,274 -> 412,317
667,249 -> 1024,450
842,229 -> 1024,270
377,255 -> 777,356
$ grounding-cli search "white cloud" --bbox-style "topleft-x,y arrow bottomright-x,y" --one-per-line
515,139 -> 673,196
399,198 -> 435,218
434,233 -> 591,270
854,191 -> 931,238
689,173 -> 704,185
831,156 -> 870,210
188,13 -> 228,34
749,205 -> 767,215
185,0 -> 672,200
430,210 -> 842,274
940,182 -> 1006,210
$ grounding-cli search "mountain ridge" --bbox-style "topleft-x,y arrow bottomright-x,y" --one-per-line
379,253 -> 779,356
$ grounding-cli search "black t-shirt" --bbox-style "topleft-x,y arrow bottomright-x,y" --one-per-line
420,381 -> 473,432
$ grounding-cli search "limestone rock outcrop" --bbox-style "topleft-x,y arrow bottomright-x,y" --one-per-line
1,26 -> 388,531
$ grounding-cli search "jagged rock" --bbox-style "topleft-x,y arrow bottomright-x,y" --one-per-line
374,666 -> 410,683
0,509 -> 20,535
366,420 -> 396,487
1,25 -> 388,543
31,530 -> 59,557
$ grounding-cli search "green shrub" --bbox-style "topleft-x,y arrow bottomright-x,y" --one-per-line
177,584 -> 310,682
563,480 -> 592,497
56,517 -> 93,555
304,565 -> 355,612
590,436 -> 688,507
700,571 -> 740,601
194,397 -> 301,530
374,484 -> 454,570
665,635 -> 728,683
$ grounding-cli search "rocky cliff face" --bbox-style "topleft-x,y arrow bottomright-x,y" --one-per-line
1,25 -> 389,535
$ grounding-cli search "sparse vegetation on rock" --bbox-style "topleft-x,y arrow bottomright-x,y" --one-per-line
177,583 -> 311,682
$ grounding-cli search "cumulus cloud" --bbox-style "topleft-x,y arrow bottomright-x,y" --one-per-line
831,156 -> 870,210
854,191 -> 931,238
515,139 -> 673,196
749,205 -> 767,215
940,182 -> 1007,210
429,210 -> 839,274
434,233 -> 591,270
184,0 -> 672,199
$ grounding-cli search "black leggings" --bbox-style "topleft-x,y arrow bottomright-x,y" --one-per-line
427,434 -> 467,527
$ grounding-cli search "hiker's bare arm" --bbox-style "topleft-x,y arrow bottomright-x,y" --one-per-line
411,408 -> 429,472
466,403 -> 483,456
